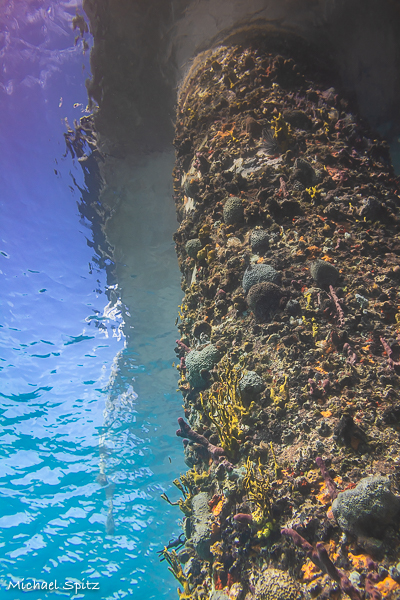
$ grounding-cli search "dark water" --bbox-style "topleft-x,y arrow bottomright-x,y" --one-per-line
0,2 -> 185,598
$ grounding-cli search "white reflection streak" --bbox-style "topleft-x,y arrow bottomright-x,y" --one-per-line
97,294 -> 138,537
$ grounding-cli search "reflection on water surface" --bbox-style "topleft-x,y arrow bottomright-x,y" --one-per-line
0,2 -> 185,598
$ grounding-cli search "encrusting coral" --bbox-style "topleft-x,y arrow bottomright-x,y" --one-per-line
161,30 -> 400,600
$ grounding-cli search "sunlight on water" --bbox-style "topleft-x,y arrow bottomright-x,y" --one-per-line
0,2 -> 185,598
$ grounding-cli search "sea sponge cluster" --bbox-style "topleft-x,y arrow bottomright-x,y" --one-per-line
169,34 -> 400,600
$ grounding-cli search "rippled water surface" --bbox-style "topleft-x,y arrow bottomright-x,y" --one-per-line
0,3 -> 184,598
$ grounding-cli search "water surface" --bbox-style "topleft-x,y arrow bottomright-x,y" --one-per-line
0,3 -> 185,598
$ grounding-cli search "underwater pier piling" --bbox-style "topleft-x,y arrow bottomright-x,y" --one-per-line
170,33 -> 400,600
80,1 -> 400,596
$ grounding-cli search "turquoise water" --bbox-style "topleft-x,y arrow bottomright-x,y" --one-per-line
0,3 -> 185,598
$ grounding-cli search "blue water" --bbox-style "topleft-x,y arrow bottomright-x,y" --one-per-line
0,3 -> 184,599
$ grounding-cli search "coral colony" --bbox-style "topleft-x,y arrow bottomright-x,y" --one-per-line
163,32 -> 400,600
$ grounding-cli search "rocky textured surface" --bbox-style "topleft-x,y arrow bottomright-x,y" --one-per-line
239,371 -> 265,399
191,492 -> 214,560
331,476 -> 400,540
168,32 -> 400,600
